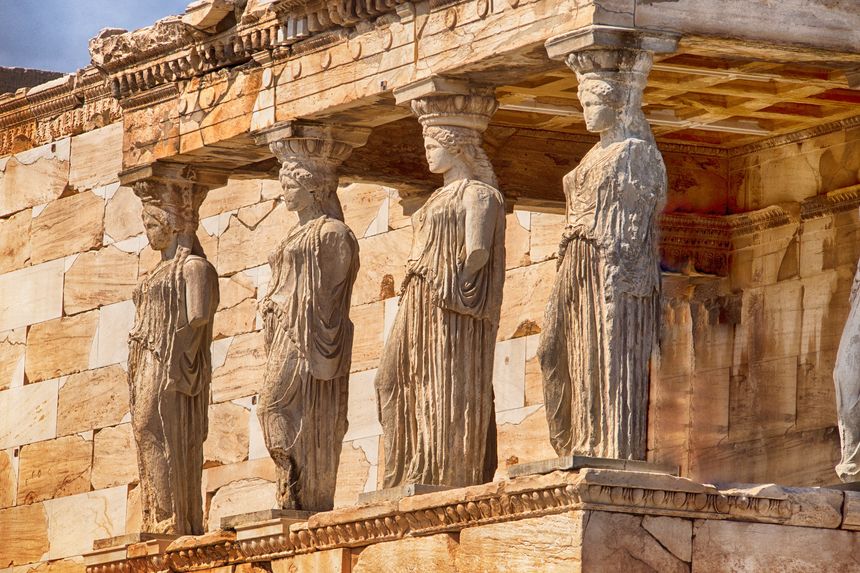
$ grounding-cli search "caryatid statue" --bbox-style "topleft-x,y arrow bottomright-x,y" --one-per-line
537,47 -> 667,460
124,163 -> 221,535
376,88 -> 506,488
254,123 -> 366,511
834,251 -> 860,483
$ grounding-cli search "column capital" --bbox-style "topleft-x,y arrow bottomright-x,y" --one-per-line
253,120 -> 371,164
545,25 -> 679,61
118,161 -> 230,189
392,75 -> 495,106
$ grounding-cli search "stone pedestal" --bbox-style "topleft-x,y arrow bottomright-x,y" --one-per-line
357,483 -> 454,505
83,469 -> 860,572
86,533 -> 178,573
508,455 -> 678,478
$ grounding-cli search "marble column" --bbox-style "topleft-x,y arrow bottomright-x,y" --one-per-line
538,29 -> 677,460
253,121 -> 369,511
375,79 -> 505,489
120,162 -> 227,535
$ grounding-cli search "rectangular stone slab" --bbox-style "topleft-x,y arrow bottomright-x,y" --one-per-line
507,455 -> 679,478
93,533 -> 178,550
358,483 -> 455,505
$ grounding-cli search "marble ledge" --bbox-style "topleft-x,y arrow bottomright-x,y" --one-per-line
84,468 -> 851,573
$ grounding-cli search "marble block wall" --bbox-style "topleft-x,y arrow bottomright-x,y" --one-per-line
0,118 -> 858,570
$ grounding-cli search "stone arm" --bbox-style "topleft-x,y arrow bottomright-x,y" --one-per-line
462,184 -> 500,287
184,257 -> 218,329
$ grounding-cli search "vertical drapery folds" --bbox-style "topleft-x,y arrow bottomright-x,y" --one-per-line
538,47 -> 667,460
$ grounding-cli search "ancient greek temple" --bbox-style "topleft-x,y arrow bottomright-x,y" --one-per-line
1,0 -> 860,571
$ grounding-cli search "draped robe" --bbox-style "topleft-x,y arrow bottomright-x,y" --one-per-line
376,179 -> 506,488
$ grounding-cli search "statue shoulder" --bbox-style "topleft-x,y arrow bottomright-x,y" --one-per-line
183,255 -> 218,282
463,179 -> 504,205
319,218 -> 359,253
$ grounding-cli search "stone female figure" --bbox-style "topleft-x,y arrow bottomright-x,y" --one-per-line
257,144 -> 360,511
538,50 -> 667,460
375,93 -> 505,488
128,173 -> 218,535
834,251 -> 860,483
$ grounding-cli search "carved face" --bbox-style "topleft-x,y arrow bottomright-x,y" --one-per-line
142,206 -> 175,251
424,136 -> 456,174
279,167 -> 316,212
580,88 -> 620,134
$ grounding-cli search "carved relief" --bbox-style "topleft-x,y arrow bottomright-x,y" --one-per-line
375,90 -> 506,488
125,164 -> 220,534
537,48 -> 667,460
255,123 -> 364,511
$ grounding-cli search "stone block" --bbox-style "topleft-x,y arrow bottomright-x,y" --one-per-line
0,259 -> 64,332
217,272 -> 256,311
89,300 -> 136,369
344,369 -> 382,441
91,424 -> 138,490
43,487 -> 127,560
212,298 -> 257,339
353,533 -> 459,573
63,247 -> 138,314
0,449 -> 15,508
524,335 -> 543,406
496,406 -> 557,474
0,209 -> 31,274
844,491 -> 860,531
333,442 -> 372,508
0,328 -> 26,391
350,302 -> 384,372
211,331 -> 266,403
68,124 -> 123,191
271,549 -> 350,573
203,457 -> 277,495
493,336 -> 526,412
583,512 -> 689,572
57,365 -> 128,436
203,401 -> 250,466
30,191 -> 104,265
25,311 -> 98,383
0,379 -> 58,450
505,210 -> 530,270
692,519 -> 860,572
104,186 -> 143,243
529,212 -> 564,263
207,478 -> 276,532
0,138 -> 70,218
642,515 -> 693,562
352,226 -> 412,305
498,260 -> 556,340
457,512 -> 584,572
218,202 -> 296,275
0,502 -> 49,566
338,183 -> 389,239
199,179 -> 261,219
16,434 -> 93,505
12,557 -> 85,573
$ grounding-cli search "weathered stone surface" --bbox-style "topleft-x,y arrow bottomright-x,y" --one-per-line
457,512 -> 584,572
63,247 -> 138,314
30,191 -> 104,265
692,519 -> 860,572
496,406 -> 557,473
89,299 -> 136,369
0,449 -> 15,508
104,186 -> 144,243
68,124 -> 123,191
203,458 -> 277,495
199,179 -> 261,219
349,302 -> 384,373
25,311 -> 98,383
583,512 -> 689,572
345,369 -> 383,441
493,336 -> 526,412
271,550 -> 350,573
0,208 -> 31,274
0,379 -> 58,450
0,139 -> 70,218
333,442 -> 372,508
212,298 -> 257,339
13,557 -> 85,573
505,211 -> 531,270
353,533 -> 459,573
719,483 -> 843,528
204,402 -> 249,466
57,365 -> 128,436
498,260 -> 556,340
16,434 -> 93,505
0,328 -> 26,391
0,502 -> 49,566
642,515 -> 693,562
529,212 -> 564,263
351,226 -> 411,305
92,424 -> 139,490
43,487 -> 126,560
211,331 -> 266,403
338,183 -> 389,239
0,259 -> 64,332
218,202 -> 296,275
217,273 -> 256,311
206,478 -> 276,532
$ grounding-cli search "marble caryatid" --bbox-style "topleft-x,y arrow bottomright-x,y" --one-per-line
256,127 -> 362,511
375,91 -> 505,488
537,48 -> 667,460
126,164 -> 220,535
834,253 -> 860,483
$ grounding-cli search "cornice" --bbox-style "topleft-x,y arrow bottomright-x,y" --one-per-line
729,115 -> 860,157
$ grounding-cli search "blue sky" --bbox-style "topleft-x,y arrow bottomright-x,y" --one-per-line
0,0 -> 190,73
